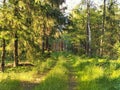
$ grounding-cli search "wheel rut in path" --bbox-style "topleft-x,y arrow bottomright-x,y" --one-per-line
68,61 -> 77,90
21,61 -> 57,90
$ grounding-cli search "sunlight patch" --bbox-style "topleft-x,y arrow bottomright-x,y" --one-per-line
80,66 -> 104,81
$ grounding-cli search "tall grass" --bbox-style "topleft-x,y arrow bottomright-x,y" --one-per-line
72,57 -> 120,90
33,58 -> 56,74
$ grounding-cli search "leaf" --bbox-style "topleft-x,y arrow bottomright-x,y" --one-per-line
35,0 -> 41,3
18,1 -> 26,9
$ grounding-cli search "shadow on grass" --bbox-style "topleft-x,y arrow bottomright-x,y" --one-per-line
0,79 -> 41,90
21,81 -> 39,90
0,79 -> 22,90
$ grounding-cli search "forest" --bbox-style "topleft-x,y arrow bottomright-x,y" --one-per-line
0,0 -> 120,90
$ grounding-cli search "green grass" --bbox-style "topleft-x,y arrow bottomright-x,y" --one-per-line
0,57 -> 57,90
33,58 -> 56,74
0,53 -> 120,90
0,79 -> 22,90
35,56 -> 69,90
70,56 -> 120,90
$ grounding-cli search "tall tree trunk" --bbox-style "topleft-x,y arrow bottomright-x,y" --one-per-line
1,0 -> 6,72
14,32 -> 19,67
100,0 -> 106,56
86,0 -> 91,56
13,0 -> 19,67
1,39 -> 6,72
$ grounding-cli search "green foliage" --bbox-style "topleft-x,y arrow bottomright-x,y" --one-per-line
0,0 -> 120,88
0,0 -> 66,64
33,58 -> 56,74
113,42 -> 120,58
67,0 -> 120,57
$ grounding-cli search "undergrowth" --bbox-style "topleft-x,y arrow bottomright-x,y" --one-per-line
71,56 -> 120,90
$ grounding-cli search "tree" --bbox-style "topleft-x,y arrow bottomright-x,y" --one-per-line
100,0 -> 106,56
86,0 -> 91,56
1,0 -> 6,72
68,0 -> 120,58
13,1 -> 19,67
104,0 -> 120,57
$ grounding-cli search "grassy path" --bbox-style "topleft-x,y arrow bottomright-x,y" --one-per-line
20,55 -> 120,90
21,73 -> 47,90
1,53 -> 120,90
67,57 -> 78,90
68,66 -> 77,90
34,57 -> 68,90
21,61 -> 57,90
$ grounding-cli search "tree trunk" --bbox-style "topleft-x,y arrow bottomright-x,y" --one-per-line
14,32 -> 19,67
86,0 -> 91,56
42,22 -> 47,54
100,0 -> 106,56
1,0 -> 6,72
42,28 -> 45,54
46,36 -> 49,51
1,39 -> 6,72
42,39 -> 45,54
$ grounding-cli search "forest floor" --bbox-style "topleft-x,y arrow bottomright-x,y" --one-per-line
1,53 -> 120,90
21,59 -> 78,90
20,72 -> 48,90
19,58 -> 78,90
21,61 -> 57,90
